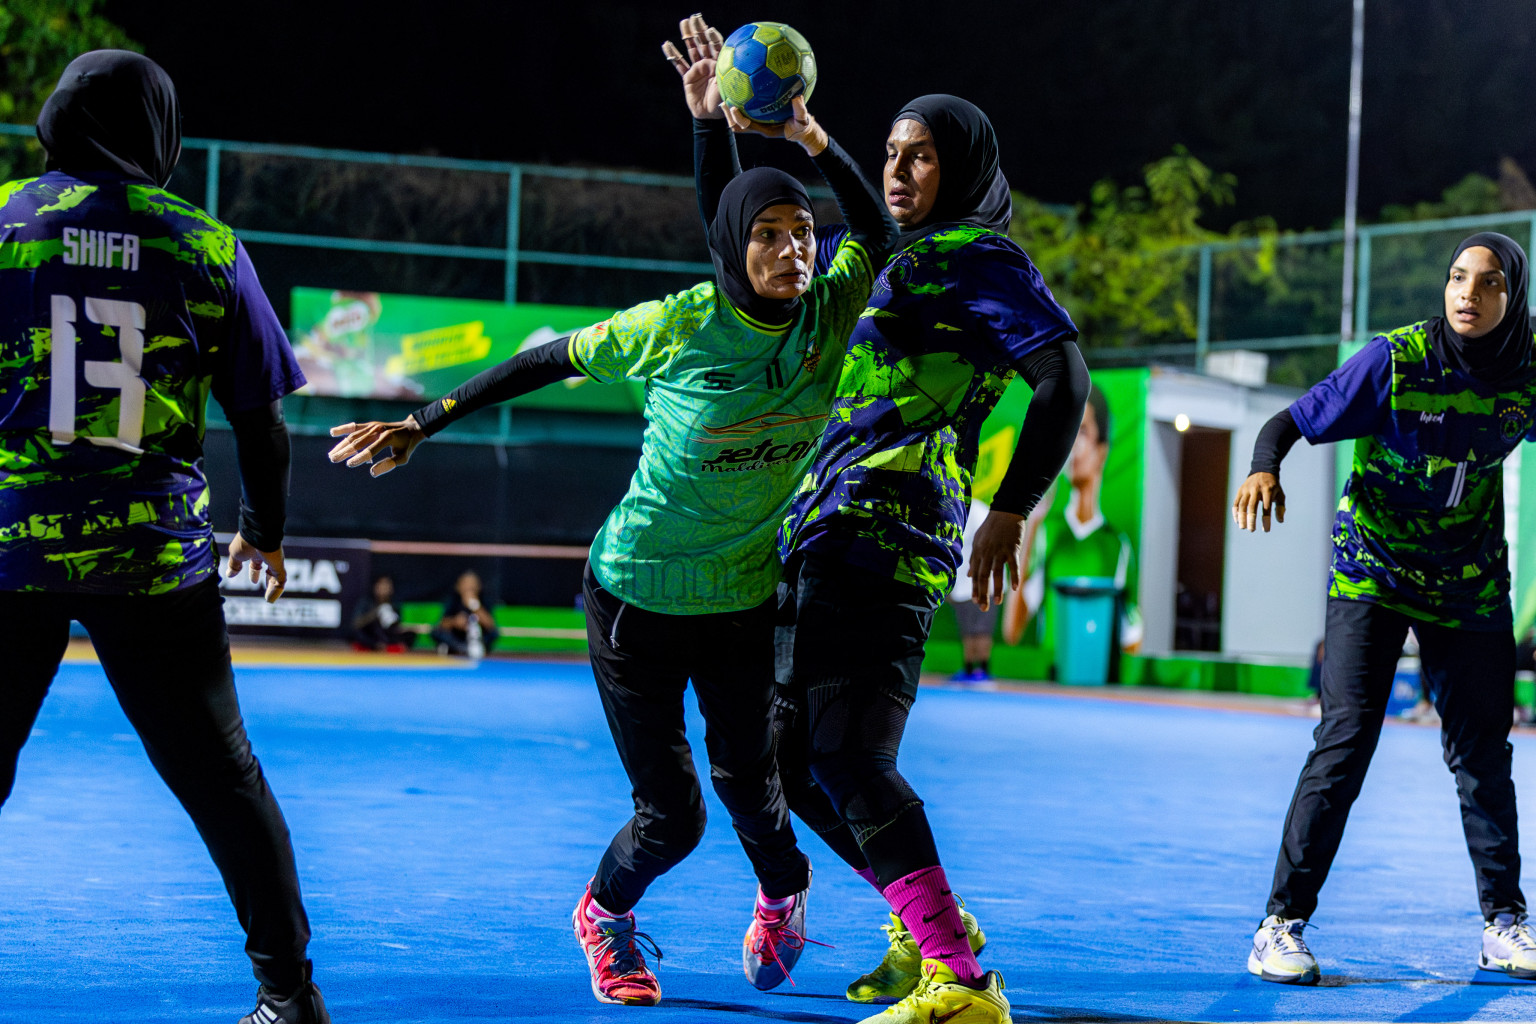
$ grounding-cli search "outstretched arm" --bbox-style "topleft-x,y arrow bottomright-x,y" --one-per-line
808,135 -> 898,265
327,338 -> 581,477
724,96 -> 898,267
662,14 -> 739,229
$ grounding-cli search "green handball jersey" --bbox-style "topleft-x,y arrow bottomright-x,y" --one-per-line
569,238 -> 873,614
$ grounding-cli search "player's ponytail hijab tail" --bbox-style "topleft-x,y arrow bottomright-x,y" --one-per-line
1428,231 -> 1533,387
37,50 -> 181,188
891,94 -> 1012,248
709,166 -> 813,326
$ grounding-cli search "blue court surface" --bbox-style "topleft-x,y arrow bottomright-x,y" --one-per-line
5,658 -> 1536,1023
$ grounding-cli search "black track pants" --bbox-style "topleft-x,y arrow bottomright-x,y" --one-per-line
1269,596 -> 1524,921
0,579 -> 312,993
779,553 -> 942,889
584,565 -> 809,914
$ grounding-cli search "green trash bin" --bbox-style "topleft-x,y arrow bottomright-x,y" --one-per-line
1052,576 -> 1121,685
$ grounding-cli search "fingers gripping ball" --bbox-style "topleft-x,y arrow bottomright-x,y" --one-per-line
716,22 -> 816,123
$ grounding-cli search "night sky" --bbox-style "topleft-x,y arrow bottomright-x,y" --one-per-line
105,0 -> 1536,231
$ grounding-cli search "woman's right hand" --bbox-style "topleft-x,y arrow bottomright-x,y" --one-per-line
1232,472 -> 1286,532
724,96 -> 827,156
327,416 -> 426,478
662,13 -> 724,119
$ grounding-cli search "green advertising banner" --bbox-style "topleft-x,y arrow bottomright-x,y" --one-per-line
288,289 -> 643,412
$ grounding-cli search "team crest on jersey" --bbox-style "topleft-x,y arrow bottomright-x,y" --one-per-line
801,346 -> 821,374
1500,406 -> 1526,443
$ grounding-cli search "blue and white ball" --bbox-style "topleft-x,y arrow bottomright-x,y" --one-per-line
716,22 -> 817,124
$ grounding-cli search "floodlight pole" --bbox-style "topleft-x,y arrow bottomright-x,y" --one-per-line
1340,0 -> 1365,341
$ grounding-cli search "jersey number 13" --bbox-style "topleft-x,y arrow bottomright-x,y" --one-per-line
48,295 -> 147,455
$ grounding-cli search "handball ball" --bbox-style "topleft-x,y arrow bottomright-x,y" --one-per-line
716,22 -> 817,123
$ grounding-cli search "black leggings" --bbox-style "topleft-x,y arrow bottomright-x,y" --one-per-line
776,553 -> 942,888
0,579 -> 312,992
584,565 -> 809,914
1269,596 -> 1524,920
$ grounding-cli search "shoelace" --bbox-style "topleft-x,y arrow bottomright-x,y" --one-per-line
750,910 -> 832,988
1271,920 -> 1311,955
595,922 -> 663,978
897,963 -> 947,1007
1493,917 -> 1536,951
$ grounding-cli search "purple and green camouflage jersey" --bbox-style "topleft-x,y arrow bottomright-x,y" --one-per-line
0,170 -> 304,595
1292,323 -> 1536,629
779,224 -> 1077,601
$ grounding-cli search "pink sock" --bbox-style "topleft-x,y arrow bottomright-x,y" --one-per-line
586,891 -> 630,924
756,889 -> 795,923
853,866 -> 881,891
882,866 -> 983,987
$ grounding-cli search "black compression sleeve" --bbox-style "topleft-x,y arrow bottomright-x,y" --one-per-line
694,116 -> 741,230
811,135 -> 899,265
228,400 -> 290,552
989,341 -> 1091,517
1249,407 -> 1303,476
411,337 -> 580,437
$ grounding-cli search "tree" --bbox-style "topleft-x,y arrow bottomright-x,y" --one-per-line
1011,146 -> 1277,350
0,1 -> 138,180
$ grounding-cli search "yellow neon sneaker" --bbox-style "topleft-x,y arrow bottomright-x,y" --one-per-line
854,959 -> 1008,1024
845,900 -> 987,1003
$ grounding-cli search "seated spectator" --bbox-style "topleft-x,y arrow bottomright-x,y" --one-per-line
352,575 -> 409,652
432,570 -> 498,657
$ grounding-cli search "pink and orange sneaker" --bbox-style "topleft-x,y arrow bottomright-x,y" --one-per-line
573,885 -> 663,1006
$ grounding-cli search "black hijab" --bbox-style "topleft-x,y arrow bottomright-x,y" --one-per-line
37,50 -> 181,188
891,94 -> 1012,249
709,166 -> 813,327
1427,232 -> 1533,387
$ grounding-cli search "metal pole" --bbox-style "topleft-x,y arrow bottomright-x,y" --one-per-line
1339,0 -> 1365,341
205,143 -> 221,219
1353,231 -> 1372,341
504,167 -> 523,304
1530,212 -> 1536,317
1195,245 -> 1212,372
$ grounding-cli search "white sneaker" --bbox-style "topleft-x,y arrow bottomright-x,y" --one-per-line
1481,913 -> 1536,978
1248,914 -> 1319,985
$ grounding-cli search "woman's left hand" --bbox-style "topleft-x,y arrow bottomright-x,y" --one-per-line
967,509 -> 1026,612
327,416 -> 426,477
662,13 -> 725,119
725,96 -> 827,156
1232,472 -> 1286,532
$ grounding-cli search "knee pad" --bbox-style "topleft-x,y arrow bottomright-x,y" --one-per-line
804,680 -> 919,845
807,749 -> 920,846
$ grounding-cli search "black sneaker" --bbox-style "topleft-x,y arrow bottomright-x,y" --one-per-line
238,963 -> 330,1024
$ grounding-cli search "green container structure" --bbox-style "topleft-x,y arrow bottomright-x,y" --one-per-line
1053,576 -> 1121,685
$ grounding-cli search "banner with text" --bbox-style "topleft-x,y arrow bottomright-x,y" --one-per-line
289,289 -> 644,412
218,536 -> 372,637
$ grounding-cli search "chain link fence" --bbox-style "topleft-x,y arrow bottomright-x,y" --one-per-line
4,124 -> 1534,396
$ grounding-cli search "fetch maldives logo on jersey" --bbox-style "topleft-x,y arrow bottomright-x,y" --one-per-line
693,410 -> 828,473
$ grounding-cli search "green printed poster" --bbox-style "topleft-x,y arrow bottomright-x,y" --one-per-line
288,289 -> 644,412
985,368 -> 1148,663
